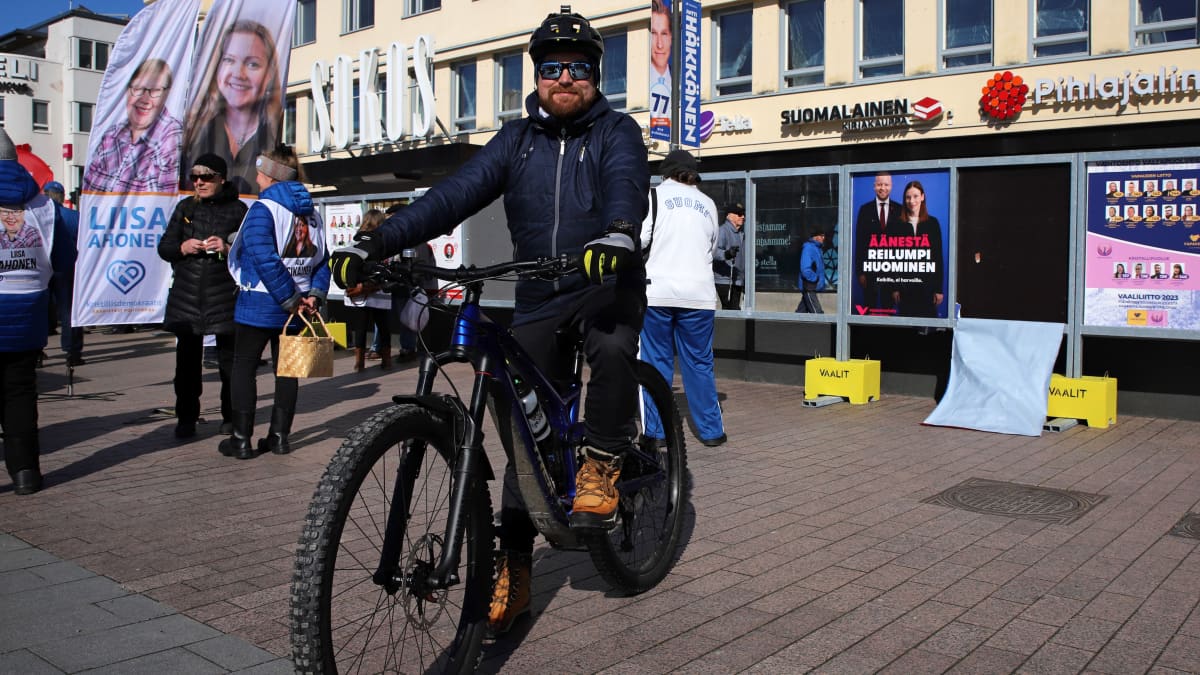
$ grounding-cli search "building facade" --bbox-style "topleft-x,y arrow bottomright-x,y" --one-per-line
285,0 -> 1200,417
0,9 -> 129,204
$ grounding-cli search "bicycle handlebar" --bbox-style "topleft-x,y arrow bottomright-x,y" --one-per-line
364,254 -> 581,288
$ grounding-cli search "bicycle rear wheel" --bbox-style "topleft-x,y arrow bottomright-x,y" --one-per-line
584,361 -> 690,594
291,404 -> 492,674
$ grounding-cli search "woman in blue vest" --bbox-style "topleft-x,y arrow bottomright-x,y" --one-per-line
221,145 -> 328,459
0,129 -> 71,494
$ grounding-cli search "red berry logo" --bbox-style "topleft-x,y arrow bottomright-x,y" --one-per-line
980,71 -> 1028,121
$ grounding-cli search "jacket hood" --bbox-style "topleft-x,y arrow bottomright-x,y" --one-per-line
524,90 -> 612,136
0,160 -> 40,206
260,180 -> 313,216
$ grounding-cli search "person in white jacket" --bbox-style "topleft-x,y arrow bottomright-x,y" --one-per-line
640,149 -> 727,446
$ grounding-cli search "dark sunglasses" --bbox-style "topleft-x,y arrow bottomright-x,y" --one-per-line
537,61 -> 593,81
190,173 -> 219,183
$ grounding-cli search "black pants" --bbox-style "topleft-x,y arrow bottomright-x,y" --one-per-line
174,329 -> 234,424
716,283 -> 742,310
230,324 -> 298,424
498,283 -> 645,552
348,306 -> 391,350
0,350 -> 40,477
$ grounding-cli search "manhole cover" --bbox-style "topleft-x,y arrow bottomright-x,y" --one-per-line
922,478 -> 1106,525
1169,513 -> 1200,540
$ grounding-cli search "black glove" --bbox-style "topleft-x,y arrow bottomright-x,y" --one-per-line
582,222 -> 636,284
330,232 -> 385,289
724,246 -> 740,260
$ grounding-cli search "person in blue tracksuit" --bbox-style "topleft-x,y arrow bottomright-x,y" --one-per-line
43,181 -> 84,367
0,129 -> 72,494
222,145 -> 328,460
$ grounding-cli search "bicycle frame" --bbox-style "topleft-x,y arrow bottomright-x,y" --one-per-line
372,260 -> 588,591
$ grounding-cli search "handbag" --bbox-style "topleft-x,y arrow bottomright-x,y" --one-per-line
276,311 -> 334,378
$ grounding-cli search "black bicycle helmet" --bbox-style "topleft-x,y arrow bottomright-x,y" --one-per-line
528,6 -> 604,66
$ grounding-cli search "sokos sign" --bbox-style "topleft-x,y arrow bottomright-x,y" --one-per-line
310,36 -> 437,152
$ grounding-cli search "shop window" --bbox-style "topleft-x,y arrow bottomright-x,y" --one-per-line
294,0 -> 316,47
751,175 -> 839,314
602,33 -> 627,110
1134,0 -> 1198,47
1031,0 -> 1088,58
452,61 -> 477,132
957,165 -> 1070,323
75,38 -> 111,71
941,0 -> 991,69
714,7 -> 753,96
343,0 -> 374,33
783,0 -> 824,89
32,100 -> 49,132
496,52 -> 522,126
858,0 -> 903,79
75,102 -> 94,133
405,0 -> 440,16
283,96 -> 297,146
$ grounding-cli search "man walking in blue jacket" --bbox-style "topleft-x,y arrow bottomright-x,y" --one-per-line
331,7 -> 649,634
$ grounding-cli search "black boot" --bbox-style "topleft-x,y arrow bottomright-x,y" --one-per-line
218,411 -> 257,460
257,404 -> 294,455
5,438 -> 43,496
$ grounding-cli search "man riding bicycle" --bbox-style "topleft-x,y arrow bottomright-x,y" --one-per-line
331,7 -> 649,634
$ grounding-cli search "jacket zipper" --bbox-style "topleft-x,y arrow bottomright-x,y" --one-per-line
552,132 -> 566,292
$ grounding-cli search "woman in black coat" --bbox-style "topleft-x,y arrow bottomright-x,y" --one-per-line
157,153 -> 247,438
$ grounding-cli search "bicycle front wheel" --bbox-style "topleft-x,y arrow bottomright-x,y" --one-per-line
291,404 -> 493,674
584,361 -> 691,594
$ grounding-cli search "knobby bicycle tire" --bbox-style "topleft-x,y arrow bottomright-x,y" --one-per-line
290,404 -> 493,674
583,361 -> 691,594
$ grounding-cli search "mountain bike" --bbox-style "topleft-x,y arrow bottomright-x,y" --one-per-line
290,255 -> 690,674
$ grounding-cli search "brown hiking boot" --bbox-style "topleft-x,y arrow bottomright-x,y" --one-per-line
569,452 -> 621,529
352,348 -> 365,372
488,550 -> 531,634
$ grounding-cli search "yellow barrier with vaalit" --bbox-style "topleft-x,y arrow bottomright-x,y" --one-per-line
804,357 -> 880,404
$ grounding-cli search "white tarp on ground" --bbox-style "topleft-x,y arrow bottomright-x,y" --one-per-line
924,318 -> 1065,436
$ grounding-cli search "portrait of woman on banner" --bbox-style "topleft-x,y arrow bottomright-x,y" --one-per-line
83,58 -> 183,194
181,19 -> 284,196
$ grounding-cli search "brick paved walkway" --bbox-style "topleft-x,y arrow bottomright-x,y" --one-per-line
2,331 -> 1199,673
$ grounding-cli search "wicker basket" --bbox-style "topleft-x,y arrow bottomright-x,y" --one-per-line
276,311 -> 334,378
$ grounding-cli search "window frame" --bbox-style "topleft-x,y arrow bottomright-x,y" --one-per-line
451,60 -> 477,132
1131,0 -> 1199,49
781,0 -> 826,90
75,38 -> 111,72
855,0 -> 904,80
939,0 -> 993,70
0,96 -> 5,128
495,51 -> 523,126
294,0 -> 317,47
74,102 -> 94,133
32,99 -> 49,132
601,32 -> 628,111
404,0 -> 440,18
283,96 -> 298,146
712,6 -> 754,98
1029,0 -> 1090,60
342,0 -> 374,34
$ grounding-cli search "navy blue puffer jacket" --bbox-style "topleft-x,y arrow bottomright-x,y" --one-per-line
376,92 -> 649,325
0,161 -> 67,352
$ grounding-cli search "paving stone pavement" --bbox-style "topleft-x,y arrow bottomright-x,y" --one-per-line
2,330 -> 1199,674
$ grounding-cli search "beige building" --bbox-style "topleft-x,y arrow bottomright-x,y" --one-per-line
286,1 -> 1200,417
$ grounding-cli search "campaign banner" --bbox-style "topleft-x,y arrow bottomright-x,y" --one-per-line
323,202 -> 363,302
74,0 -> 200,327
649,0 -> 673,142
679,0 -> 701,148
180,0 -> 297,197
851,169 -> 950,318
1084,162 -> 1200,329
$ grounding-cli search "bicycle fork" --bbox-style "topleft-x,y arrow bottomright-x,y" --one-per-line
373,350 -> 495,594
